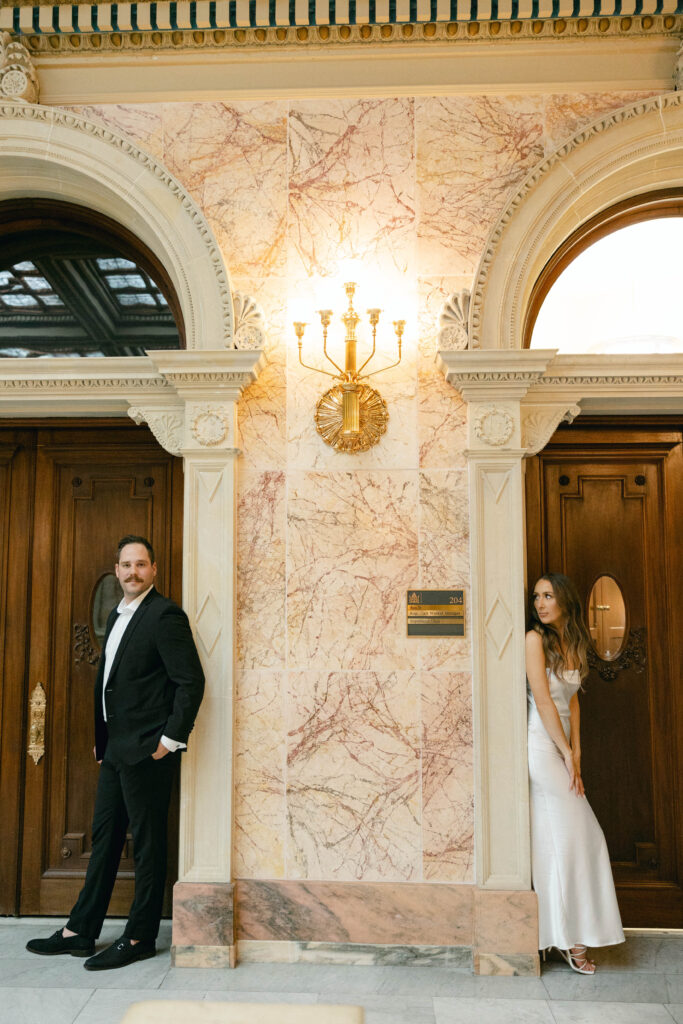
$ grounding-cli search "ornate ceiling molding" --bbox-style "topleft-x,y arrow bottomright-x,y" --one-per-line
468,90 -> 683,350
0,5 -> 680,54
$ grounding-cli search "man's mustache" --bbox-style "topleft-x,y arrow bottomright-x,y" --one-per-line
125,576 -> 143,582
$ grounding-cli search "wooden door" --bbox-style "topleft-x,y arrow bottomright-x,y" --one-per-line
0,421 -> 183,916
526,418 -> 683,927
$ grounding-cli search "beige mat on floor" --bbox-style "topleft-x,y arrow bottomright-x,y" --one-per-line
121,1000 -> 364,1023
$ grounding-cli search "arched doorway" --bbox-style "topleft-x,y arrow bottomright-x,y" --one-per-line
523,193 -> 683,927
0,103 -> 264,964
439,91 -> 683,963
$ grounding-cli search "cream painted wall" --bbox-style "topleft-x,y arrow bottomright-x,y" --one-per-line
66,89 -> 655,886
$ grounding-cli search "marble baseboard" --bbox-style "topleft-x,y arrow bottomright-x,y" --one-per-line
237,939 -> 472,968
235,879 -> 473,946
473,951 -> 540,976
172,943 -> 236,968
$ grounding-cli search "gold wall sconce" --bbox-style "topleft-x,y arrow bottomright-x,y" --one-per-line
294,282 -> 405,453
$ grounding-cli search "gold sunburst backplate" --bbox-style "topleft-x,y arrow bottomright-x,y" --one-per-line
315,383 -> 389,452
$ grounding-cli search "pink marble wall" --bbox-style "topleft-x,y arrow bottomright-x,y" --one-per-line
72,90 -> 653,897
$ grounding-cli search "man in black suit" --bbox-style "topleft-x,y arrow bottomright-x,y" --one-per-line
27,535 -> 204,970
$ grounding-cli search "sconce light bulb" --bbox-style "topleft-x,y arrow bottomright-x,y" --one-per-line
317,309 -> 333,327
367,308 -> 381,326
293,321 -> 307,340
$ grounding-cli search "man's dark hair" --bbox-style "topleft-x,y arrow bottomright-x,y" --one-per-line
116,535 -> 156,564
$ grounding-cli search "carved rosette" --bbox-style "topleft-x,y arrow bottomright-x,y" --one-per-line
0,33 -> 39,104
233,292 -> 266,350
128,406 -> 184,456
473,405 -> 515,447
438,289 -> 470,351
191,405 -> 230,447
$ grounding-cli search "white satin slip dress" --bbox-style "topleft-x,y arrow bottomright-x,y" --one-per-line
527,667 -> 625,950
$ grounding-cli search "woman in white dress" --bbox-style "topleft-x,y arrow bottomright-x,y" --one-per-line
526,572 -> 625,974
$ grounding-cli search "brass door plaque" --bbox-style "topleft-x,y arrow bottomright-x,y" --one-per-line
407,590 -> 466,637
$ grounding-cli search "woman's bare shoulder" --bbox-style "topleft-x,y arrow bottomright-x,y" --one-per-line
525,628 -> 543,648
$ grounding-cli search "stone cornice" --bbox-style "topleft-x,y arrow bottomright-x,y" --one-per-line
439,350 -> 683,412
0,350 -> 266,413
437,349 -> 557,400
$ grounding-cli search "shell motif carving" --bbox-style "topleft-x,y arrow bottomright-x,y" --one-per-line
438,289 -> 470,351
233,292 -> 266,350
0,33 -> 39,104
191,405 -> 230,447
474,405 -> 514,447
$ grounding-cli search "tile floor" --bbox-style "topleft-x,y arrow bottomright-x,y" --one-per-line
0,921 -> 680,1024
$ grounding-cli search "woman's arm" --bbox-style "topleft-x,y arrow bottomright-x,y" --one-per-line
525,630 -> 581,794
568,692 -> 585,797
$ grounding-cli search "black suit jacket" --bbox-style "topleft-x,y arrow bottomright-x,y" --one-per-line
94,587 -> 205,765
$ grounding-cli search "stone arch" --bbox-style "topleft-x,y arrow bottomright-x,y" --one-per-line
0,101 -> 234,349
469,92 -> 683,350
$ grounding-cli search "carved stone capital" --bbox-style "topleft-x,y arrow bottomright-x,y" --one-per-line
521,402 -> 582,455
128,404 -> 184,456
0,33 -> 39,105
232,293 -> 266,350
438,289 -> 470,351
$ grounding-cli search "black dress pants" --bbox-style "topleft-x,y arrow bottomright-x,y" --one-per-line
67,751 -> 177,942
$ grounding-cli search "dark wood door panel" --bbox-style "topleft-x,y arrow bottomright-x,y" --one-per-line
526,419 -> 683,928
0,421 -> 183,917
0,433 -> 34,914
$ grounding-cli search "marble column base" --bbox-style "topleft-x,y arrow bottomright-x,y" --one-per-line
472,888 -> 540,976
171,881 -> 235,968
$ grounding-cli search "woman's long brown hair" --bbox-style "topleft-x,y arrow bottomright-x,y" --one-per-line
528,572 -> 592,680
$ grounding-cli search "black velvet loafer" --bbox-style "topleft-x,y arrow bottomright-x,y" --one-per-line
83,936 -> 156,971
26,929 -> 95,957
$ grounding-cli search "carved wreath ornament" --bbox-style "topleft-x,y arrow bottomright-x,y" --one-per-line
474,406 -> 514,447
191,406 -> 230,446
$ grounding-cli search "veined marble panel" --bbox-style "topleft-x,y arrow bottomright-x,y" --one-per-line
286,670 -> 421,881
419,469 -> 470,588
65,104 -> 164,159
235,879 -> 474,945
236,467 -> 286,670
288,98 -> 415,279
418,367 -> 468,470
287,471 -> 419,670
474,889 -> 538,953
296,941 -> 471,967
542,91 -> 661,153
421,670 -> 474,883
416,95 -> 545,277
233,670 -> 286,879
159,102 -> 288,278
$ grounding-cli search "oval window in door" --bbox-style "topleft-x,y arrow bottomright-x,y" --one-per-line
587,575 -> 627,661
91,573 -> 123,647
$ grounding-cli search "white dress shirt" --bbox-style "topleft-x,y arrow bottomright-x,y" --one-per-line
102,586 -> 185,753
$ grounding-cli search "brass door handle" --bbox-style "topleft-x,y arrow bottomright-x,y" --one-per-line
28,682 -> 46,765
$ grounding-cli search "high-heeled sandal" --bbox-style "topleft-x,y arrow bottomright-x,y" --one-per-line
557,944 -> 595,974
